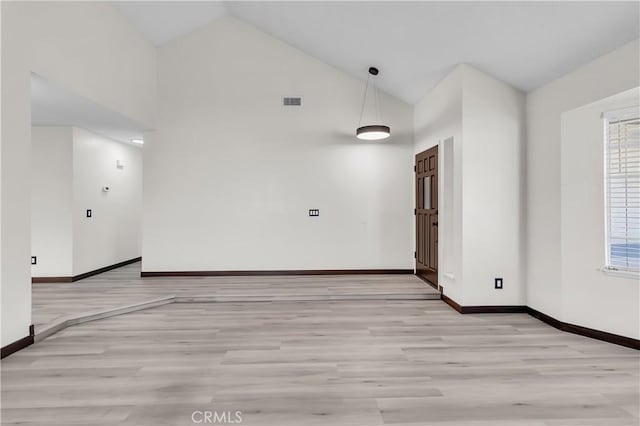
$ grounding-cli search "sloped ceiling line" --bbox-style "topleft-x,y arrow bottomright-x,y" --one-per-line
115,1 -> 640,104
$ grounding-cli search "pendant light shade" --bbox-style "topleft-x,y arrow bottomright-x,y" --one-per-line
356,66 -> 390,140
356,125 -> 391,140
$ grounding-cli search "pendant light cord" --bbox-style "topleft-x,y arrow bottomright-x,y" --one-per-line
373,75 -> 382,123
358,74 -> 371,127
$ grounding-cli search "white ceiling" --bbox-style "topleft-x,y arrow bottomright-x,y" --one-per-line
115,1 -> 227,46
31,74 -> 146,146
115,1 -> 640,104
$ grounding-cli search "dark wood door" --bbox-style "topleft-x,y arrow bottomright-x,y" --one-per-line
415,146 -> 438,287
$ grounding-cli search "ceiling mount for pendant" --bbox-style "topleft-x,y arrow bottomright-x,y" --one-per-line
356,65 -> 390,141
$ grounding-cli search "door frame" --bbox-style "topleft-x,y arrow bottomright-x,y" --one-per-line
415,146 -> 439,290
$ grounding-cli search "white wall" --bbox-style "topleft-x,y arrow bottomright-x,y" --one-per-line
1,1 -> 155,347
413,65 -> 526,306
527,39 -> 640,337
73,128 -> 142,275
143,17 -> 414,272
462,67 -> 526,306
560,88 -> 640,339
31,127 -> 73,277
413,66 -> 464,302
2,10 -> 33,344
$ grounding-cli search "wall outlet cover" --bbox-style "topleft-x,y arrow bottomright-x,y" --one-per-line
495,278 -> 503,289
31,256 -> 37,265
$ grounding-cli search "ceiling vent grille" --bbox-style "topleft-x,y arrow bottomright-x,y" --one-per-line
283,97 -> 302,106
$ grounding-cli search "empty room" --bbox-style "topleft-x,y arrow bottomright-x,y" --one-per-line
1,1 -> 639,425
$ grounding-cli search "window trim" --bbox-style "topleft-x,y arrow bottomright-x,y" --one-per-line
600,266 -> 640,279
603,106 -> 640,274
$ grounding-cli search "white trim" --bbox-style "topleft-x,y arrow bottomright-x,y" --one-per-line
602,106 -> 640,121
603,109 -> 640,274
603,115 -> 611,270
599,267 -> 640,280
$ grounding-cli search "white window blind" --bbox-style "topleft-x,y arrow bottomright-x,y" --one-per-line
605,108 -> 640,272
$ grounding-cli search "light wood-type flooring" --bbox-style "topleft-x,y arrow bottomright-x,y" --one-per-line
1,264 -> 637,425
31,262 -> 440,331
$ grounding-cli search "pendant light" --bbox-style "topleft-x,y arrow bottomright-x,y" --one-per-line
356,66 -> 390,140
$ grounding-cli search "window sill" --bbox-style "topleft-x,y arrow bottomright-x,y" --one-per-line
599,267 -> 640,279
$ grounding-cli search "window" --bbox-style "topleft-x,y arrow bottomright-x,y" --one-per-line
423,176 -> 431,209
604,107 -> 640,272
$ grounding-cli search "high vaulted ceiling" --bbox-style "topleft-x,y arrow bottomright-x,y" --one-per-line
115,1 -> 640,104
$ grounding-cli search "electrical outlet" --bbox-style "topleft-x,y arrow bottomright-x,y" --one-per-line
86,209 -> 92,218
495,278 -> 503,289
31,256 -> 37,265
309,209 -> 319,217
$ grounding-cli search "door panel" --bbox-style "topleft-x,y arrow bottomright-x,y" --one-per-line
415,146 -> 438,287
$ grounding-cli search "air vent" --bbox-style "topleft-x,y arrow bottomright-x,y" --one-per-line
283,97 -> 302,106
